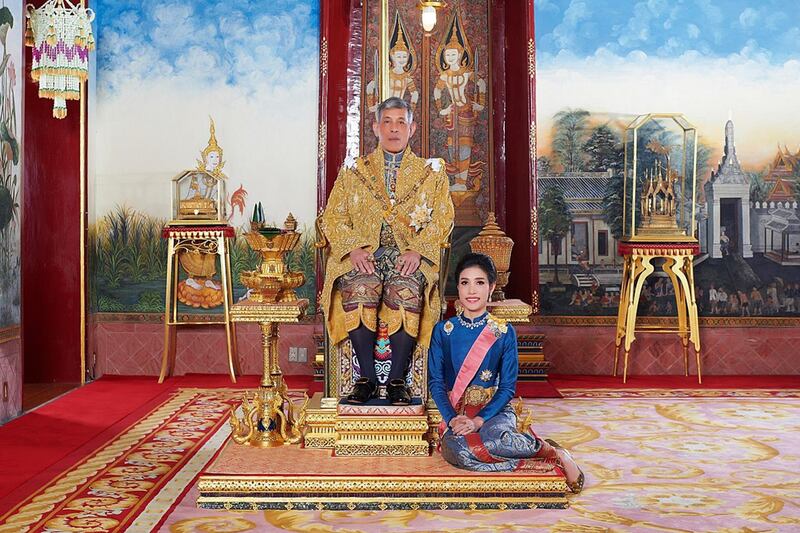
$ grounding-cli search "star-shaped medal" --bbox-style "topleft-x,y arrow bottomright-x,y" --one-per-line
480,370 -> 493,382
409,202 -> 433,232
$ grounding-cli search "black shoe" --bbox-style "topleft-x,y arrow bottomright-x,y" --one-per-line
347,378 -> 377,404
387,379 -> 411,406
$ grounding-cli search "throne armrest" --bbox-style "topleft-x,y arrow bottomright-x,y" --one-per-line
314,214 -> 330,273
438,222 -> 455,319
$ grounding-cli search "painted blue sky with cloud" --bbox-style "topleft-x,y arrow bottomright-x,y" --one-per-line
535,0 -> 800,63
95,0 -> 319,94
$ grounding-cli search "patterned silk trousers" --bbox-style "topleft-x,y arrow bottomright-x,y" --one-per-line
440,406 -> 554,472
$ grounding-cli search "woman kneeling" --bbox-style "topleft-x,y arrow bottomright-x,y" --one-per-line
428,253 -> 584,493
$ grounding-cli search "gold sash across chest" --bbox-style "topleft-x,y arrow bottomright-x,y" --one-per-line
350,159 -> 432,227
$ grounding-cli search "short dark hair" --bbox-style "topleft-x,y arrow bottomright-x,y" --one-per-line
455,253 -> 497,284
375,96 -> 413,123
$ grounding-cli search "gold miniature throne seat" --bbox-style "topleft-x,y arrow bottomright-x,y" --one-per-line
315,216 -> 453,404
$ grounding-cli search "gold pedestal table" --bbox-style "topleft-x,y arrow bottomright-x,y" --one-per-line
160,224 -> 239,383
227,299 -> 309,447
613,242 -> 702,383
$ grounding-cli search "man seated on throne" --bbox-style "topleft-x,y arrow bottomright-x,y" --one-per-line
320,97 -> 454,405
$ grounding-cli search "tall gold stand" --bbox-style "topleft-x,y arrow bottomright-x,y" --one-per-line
228,300 -> 309,447
613,243 -> 702,383
160,225 -> 239,383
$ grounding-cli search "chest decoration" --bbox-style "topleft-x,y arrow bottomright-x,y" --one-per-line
409,202 -> 433,232
480,369 -> 493,382
443,321 -> 454,335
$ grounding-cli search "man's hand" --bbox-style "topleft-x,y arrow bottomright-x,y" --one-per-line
349,247 -> 375,274
397,250 -> 421,277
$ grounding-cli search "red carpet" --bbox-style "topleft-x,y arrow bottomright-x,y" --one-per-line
0,374 -> 320,514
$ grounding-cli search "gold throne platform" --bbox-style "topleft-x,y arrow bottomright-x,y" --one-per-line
302,337 -> 436,457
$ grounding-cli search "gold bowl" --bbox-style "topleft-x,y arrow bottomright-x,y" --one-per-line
239,271 -> 305,303
240,213 -> 305,303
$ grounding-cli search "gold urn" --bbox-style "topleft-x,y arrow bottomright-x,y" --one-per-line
469,212 -> 514,301
240,213 -> 305,303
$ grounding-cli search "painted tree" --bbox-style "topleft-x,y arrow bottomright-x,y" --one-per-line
602,173 -> 625,242
583,125 -> 623,173
540,186 -> 572,284
536,156 -> 552,174
552,108 -> 590,172
749,172 -> 770,203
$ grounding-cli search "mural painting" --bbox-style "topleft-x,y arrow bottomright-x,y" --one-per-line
535,0 -> 800,319
91,0 -> 320,315
0,1 -> 22,328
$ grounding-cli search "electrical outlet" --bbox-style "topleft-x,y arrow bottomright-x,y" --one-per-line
2,381 -> 8,402
297,347 -> 308,363
288,347 -> 298,362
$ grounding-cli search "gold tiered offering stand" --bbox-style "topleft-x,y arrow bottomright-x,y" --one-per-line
228,299 -> 309,447
471,212 -> 549,380
227,213 -> 311,447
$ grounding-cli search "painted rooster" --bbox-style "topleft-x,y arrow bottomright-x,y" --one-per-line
227,184 -> 248,222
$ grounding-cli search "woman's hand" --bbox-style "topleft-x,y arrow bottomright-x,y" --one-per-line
449,415 -> 484,435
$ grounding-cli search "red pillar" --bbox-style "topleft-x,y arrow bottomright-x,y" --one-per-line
21,0 -> 85,383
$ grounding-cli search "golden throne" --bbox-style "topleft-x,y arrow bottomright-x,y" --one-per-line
306,216 -> 452,455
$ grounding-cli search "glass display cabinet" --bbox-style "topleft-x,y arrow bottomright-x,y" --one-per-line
623,113 -> 698,243
170,169 -> 227,224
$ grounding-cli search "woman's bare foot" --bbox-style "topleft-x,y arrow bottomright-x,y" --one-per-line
545,439 -> 584,493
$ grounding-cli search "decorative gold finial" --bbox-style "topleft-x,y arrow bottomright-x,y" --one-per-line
284,212 -> 298,232
469,212 -> 514,301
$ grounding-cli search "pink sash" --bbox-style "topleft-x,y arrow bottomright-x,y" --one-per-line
438,324 -> 499,435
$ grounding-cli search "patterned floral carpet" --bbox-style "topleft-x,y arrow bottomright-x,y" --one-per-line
2,389 -> 799,532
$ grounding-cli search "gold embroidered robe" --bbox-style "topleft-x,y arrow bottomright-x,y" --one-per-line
320,146 -> 455,347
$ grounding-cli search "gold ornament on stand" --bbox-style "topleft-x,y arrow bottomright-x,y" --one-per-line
240,207 -> 305,303
229,207 -> 310,447
469,212 -> 514,301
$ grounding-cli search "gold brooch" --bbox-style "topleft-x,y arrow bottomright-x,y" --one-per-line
443,321 -> 454,335
409,202 -> 433,232
480,370 -> 493,382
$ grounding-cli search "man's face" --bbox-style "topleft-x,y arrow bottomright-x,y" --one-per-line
373,107 -> 416,153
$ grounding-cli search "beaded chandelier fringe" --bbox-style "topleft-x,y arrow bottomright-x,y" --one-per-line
25,0 -> 94,119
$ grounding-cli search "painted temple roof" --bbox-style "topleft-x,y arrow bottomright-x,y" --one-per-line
538,173 -> 613,214
763,207 -> 800,233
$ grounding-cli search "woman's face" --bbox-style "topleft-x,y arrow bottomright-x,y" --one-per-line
391,50 -> 409,68
444,48 -> 460,67
457,265 -> 495,316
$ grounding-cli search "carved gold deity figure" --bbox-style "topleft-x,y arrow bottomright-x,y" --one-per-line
434,12 -> 487,193
366,12 -> 419,114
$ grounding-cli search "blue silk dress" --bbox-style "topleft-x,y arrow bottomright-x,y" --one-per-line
428,312 -> 547,472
